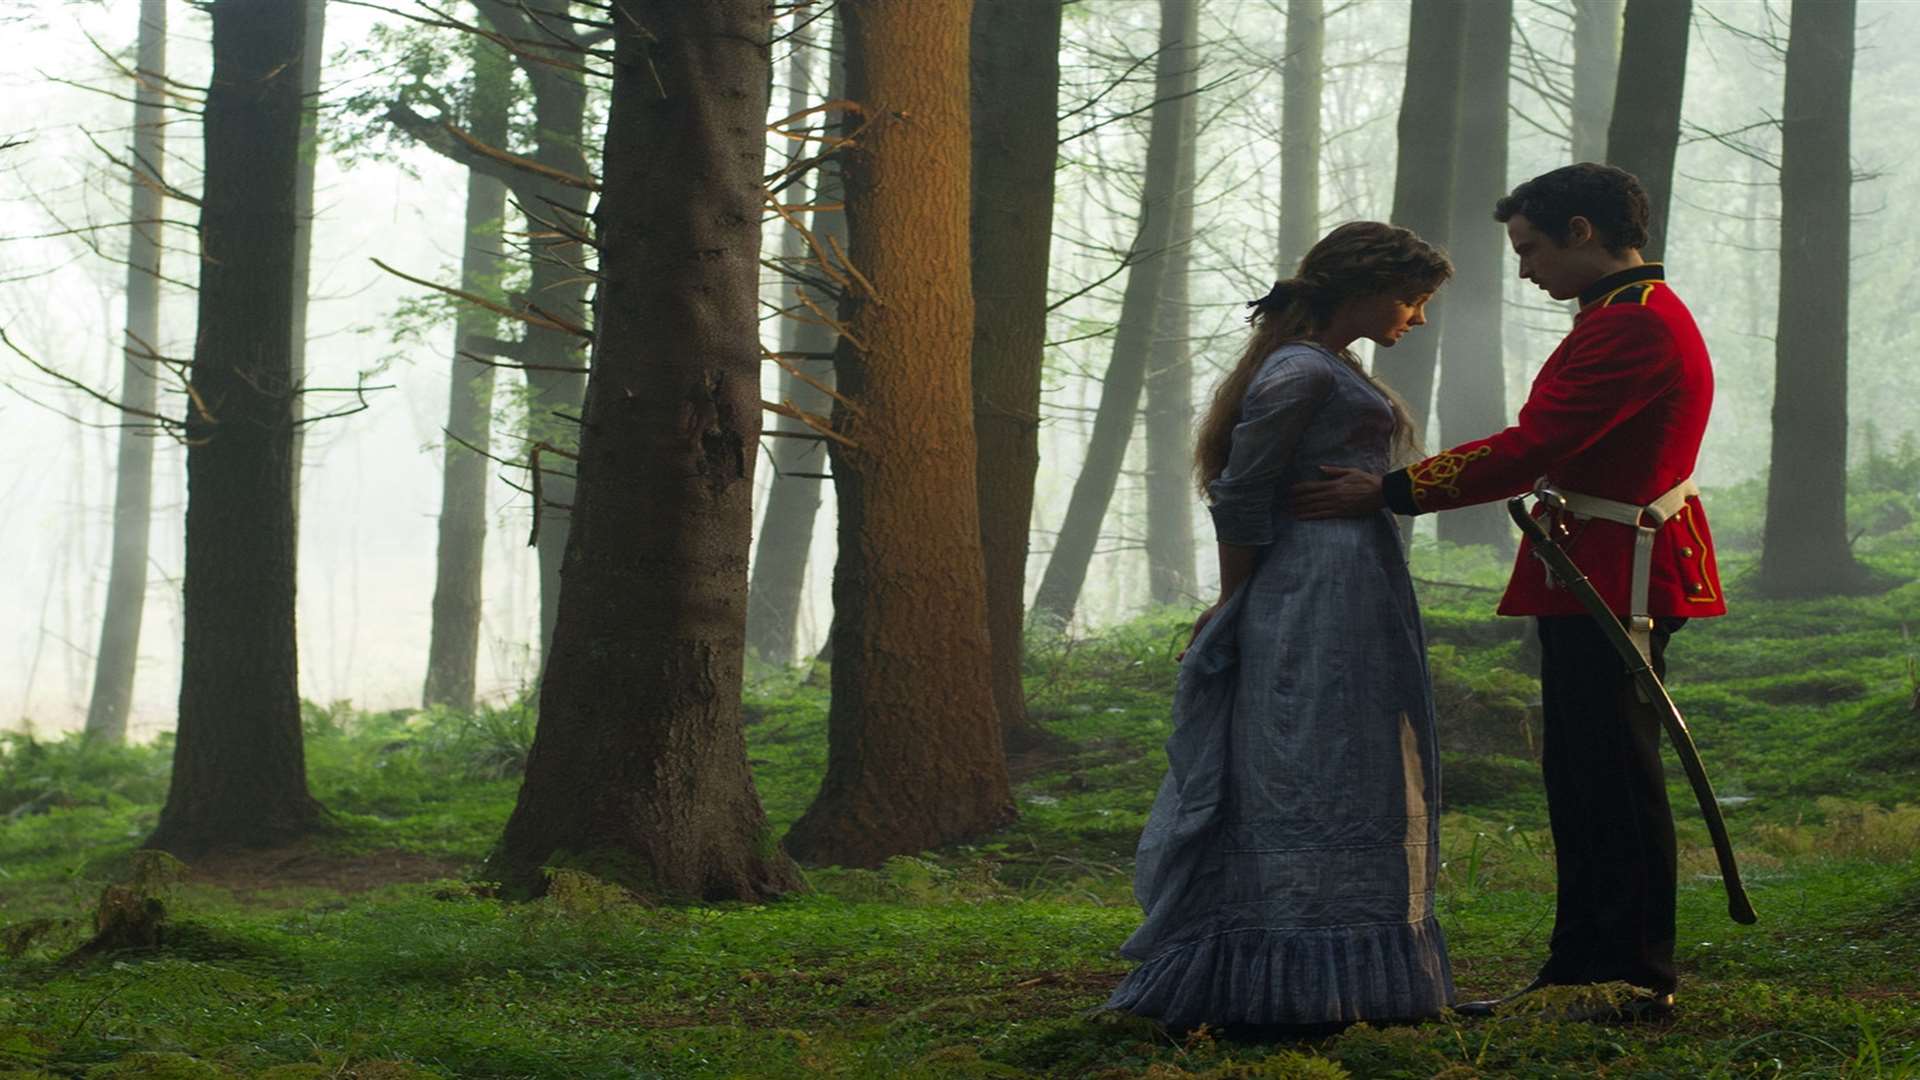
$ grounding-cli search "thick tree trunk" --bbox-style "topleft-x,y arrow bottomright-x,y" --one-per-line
747,16 -> 839,666
1759,0 -> 1864,596
969,0 -> 1061,737
492,0 -> 802,901
1144,42 -> 1198,607
288,0 -> 324,524
1277,0 -> 1323,273
1030,0 -> 1197,627
1434,0 -> 1511,551
149,0 -> 323,855
423,37 -> 512,711
783,0 -> 1014,868
84,0 -> 166,745
1606,0 -> 1689,261
1571,0 -> 1622,163
1377,0 -> 1467,444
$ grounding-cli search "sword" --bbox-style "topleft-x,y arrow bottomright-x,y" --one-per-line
1508,489 -> 1758,925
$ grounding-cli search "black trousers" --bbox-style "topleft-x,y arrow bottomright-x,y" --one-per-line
1533,614 -> 1684,995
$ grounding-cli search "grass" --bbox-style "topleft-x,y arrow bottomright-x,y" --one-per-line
3,480 -> 1919,1077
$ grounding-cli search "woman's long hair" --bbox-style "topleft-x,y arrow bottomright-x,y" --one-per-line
1193,221 -> 1452,496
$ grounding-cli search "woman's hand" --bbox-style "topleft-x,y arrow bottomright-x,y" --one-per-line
1178,603 -> 1223,661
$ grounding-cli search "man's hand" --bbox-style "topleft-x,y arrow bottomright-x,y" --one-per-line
1291,465 -> 1385,519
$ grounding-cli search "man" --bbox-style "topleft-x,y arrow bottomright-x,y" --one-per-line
1291,163 -> 1726,1019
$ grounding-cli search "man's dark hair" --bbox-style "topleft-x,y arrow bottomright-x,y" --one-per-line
1493,163 -> 1651,254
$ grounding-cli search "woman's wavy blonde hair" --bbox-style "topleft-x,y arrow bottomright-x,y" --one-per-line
1194,221 -> 1451,496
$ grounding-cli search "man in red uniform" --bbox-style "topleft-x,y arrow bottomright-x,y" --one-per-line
1292,163 -> 1725,1019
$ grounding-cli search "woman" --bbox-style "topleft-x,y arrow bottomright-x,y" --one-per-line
1106,221 -> 1455,1030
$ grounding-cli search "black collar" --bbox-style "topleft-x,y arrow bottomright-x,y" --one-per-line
1578,263 -> 1664,308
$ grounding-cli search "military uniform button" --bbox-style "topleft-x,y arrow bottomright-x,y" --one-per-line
1679,546 -> 1695,558
1688,582 -> 1706,594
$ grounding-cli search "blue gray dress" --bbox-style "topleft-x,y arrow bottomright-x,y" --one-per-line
1106,342 -> 1454,1027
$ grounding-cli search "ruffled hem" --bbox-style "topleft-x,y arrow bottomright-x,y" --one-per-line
1104,916 -> 1455,1028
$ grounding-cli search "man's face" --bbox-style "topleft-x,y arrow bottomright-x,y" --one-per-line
1506,214 -> 1588,301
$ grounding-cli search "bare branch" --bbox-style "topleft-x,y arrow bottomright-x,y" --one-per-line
371,257 -> 591,338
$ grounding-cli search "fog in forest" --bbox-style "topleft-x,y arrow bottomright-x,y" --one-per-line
4,0 -> 1917,739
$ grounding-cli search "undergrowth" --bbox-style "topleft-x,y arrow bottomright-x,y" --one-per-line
3,506 -> 1919,1077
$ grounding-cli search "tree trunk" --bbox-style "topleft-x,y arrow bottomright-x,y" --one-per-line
84,0 -> 166,745
288,0 -> 325,524
149,0 -> 323,855
492,0 -> 803,901
1377,0 -> 1467,445
783,0 -> 1014,868
969,0 -> 1061,737
423,36 -> 512,711
1144,37 -> 1199,607
1030,0 -> 1198,627
1759,0 -> 1864,596
1434,0 -> 1511,551
480,0 -> 593,674
1570,0 -> 1622,163
1277,0 -> 1323,273
746,14 -> 840,666
1606,0 -> 1689,261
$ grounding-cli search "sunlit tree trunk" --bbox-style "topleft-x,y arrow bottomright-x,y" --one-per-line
747,14 -> 839,666
150,0 -> 324,855
493,0 -> 802,900
1377,0 -> 1466,444
970,0 -> 1061,738
1277,0 -> 1322,273
423,36 -> 512,711
783,0 -> 1014,868
1606,0 -> 1688,261
1144,39 -> 1199,607
85,0 -> 167,745
1030,0 -> 1197,627
288,0 -> 325,524
1760,0 -> 1864,596
1435,0 -> 1511,551
1571,0 -> 1622,163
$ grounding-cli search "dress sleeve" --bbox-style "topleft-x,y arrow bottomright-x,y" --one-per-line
1206,351 -> 1336,546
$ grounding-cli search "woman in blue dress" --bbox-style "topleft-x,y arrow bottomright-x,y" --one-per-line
1106,221 -> 1455,1029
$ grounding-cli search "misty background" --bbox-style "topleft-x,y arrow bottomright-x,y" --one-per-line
4,0 -> 1916,738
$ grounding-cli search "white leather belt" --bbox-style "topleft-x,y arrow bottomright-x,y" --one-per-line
1538,475 -> 1699,663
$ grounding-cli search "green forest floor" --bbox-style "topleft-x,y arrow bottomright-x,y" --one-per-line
4,510 -> 1920,1077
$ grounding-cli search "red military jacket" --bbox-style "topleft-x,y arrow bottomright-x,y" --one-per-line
1382,264 -> 1727,619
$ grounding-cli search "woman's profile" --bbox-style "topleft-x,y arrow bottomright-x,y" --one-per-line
1106,221 -> 1455,1031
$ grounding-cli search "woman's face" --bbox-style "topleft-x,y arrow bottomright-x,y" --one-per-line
1353,291 -> 1432,348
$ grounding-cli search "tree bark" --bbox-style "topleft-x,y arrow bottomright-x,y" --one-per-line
288,0 -> 325,525
969,0 -> 1061,737
149,0 -> 323,855
1030,0 -> 1198,627
1434,0 -> 1511,551
1277,0 -> 1323,273
423,35 -> 513,711
1144,34 -> 1199,607
1759,0 -> 1865,596
1606,0 -> 1689,261
1376,0 -> 1467,443
478,0 -> 593,674
783,0 -> 1014,868
746,14 -> 840,666
492,0 -> 803,901
84,0 -> 166,745
1571,0 -> 1622,163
